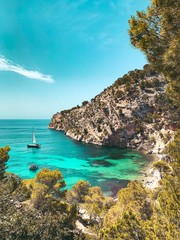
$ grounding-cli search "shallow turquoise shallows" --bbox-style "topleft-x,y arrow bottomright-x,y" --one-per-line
0,120 -> 149,196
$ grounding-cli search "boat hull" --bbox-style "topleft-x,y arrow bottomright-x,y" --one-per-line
27,144 -> 41,148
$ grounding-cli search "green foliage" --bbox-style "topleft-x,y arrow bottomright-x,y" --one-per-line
0,203 -> 80,240
151,148 -> 180,238
35,168 -> 66,196
168,131 -> 180,176
66,180 -> 90,203
140,80 -> 153,90
103,181 -> 152,230
101,210 -> 148,240
113,65 -> 158,90
153,160 -> 171,177
23,168 -> 67,210
101,173 -> 180,239
129,0 -> 180,104
82,101 -> 89,106
128,5 -> 180,237
0,146 -> 10,180
0,164 -> 83,239
118,181 -> 152,220
139,77 -> 162,90
114,90 -> 124,99
152,176 -> 180,239
84,186 -> 104,219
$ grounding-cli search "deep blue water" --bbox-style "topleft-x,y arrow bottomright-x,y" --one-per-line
0,119 -> 149,195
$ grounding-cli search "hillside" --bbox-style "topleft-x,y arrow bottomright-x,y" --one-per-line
49,65 -> 177,159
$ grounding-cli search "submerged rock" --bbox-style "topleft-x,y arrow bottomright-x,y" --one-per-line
29,164 -> 38,171
90,160 -> 114,167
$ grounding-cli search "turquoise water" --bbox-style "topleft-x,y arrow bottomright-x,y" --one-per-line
0,119 -> 149,195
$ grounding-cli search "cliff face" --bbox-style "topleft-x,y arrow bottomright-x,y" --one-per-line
49,66 -> 177,157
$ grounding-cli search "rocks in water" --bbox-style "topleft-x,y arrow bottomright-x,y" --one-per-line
90,160 -> 114,167
29,164 -> 38,171
101,179 -> 130,197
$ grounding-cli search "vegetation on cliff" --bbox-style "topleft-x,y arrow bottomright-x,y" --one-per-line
49,64 -> 177,159
129,0 -> 180,106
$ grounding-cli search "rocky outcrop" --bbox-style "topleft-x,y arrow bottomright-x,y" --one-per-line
49,65 -> 177,157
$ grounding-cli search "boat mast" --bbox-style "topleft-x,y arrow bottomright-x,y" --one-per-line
32,128 -> 36,144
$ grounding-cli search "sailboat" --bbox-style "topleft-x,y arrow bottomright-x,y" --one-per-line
27,129 -> 41,148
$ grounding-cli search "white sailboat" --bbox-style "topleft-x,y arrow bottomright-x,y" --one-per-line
32,131 -> 36,144
27,128 -> 41,148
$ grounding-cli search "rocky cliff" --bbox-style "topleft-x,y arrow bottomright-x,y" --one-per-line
49,65 -> 177,158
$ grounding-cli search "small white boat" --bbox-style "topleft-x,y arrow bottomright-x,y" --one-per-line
27,128 -> 41,148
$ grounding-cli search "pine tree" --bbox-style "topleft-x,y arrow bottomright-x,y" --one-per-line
129,0 -> 180,104
0,146 -> 10,180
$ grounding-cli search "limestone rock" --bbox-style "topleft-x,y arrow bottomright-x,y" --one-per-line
49,67 -> 176,155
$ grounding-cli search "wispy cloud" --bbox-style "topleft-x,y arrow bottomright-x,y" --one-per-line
0,56 -> 55,83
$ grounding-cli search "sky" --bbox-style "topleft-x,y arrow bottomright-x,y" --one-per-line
0,0 -> 150,119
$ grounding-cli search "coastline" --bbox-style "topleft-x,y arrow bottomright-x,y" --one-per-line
49,127 -> 171,191
138,138 -> 172,190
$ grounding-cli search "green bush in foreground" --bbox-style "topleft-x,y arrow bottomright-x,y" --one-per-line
0,148 -> 84,240
0,146 -> 10,180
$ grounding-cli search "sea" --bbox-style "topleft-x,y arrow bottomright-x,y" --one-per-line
0,119 -> 149,196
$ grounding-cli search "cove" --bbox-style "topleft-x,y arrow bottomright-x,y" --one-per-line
0,119 -> 149,196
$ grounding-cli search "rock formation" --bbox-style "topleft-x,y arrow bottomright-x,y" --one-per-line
49,65 -> 177,157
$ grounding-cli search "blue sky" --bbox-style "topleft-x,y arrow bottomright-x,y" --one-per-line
0,0 -> 150,119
